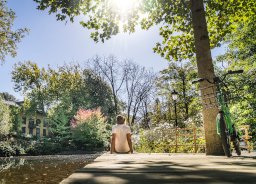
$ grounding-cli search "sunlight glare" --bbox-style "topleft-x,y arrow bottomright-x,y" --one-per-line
110,0 -> 141,14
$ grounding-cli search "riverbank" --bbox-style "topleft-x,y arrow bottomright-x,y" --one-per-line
0,153 -> 103,184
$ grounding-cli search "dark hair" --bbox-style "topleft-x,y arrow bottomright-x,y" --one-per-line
116,115 -> 125,124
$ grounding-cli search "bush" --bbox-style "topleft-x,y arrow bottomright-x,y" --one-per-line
25,139 -> 63,155
25,144 -> 40,156
134,123 -> 206,153
0,97 -> 12,136
70,108 -> 110,150
0,141 -> 15,157
38,140 -> 62,155
12,144 -> 25,155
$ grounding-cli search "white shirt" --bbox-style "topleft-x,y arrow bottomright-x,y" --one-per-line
112,124 -> 131,152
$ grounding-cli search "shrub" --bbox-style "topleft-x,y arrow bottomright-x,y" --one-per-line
70,108 -> 110,150
0,97 -> 12,136
134,123 -> 206,153
24,139 -> 63,155
25,142 -> 40,156
0,141 -> 15,157
38,139 -> 62,155
12,144 -> 25,155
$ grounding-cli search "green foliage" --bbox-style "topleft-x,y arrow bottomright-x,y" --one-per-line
134,123 -> 205,153
0,0 -> 28,63
25,144 -> 39,156
33,0 -> 256,62
38,141 -> 62,155
71,108 -> 110,150
11,144 -> 25,156
154,61 -> 202,127
0,97 -> 11,135
12,61 -> 116,148
0,92 -> 17,101
216,14 -> 256,142
150,98 -> 163,126
9,105 -> 23,134
24,139 -> 62,156
12,61 -> 115,118
82,69 -> 115,117
47,107 -> 71,139
0,137 -> 64,157
12,61 -> 48,115
0,141 -> 15,157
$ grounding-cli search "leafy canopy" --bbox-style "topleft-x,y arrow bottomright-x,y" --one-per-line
216,14 -> 256,140
0,0 -> 28,63
34,0 -> 256,61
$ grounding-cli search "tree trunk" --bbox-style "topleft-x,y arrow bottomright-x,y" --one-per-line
181,73 -> 188,119
190,0 -> 224,155
113,91 -> 118,116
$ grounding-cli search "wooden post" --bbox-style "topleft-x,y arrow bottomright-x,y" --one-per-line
193,127 -> 197,153
244,126 -> 252,153
239,125 -> 252,153
175,127 -> 178,153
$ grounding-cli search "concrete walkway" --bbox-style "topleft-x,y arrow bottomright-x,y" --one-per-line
60,152 -> 256,184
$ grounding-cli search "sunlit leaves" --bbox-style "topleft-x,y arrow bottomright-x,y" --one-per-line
0,0 -> 28,63
216,14 -> 256,140
12,61 -> 46,93
34,0 -> 256,62
155,61 -> 200,126
71,107 -> 109,147
0,97 -> 11,135
11,61 -> 115,119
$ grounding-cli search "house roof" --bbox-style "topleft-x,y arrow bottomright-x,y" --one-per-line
3,100 -> 46,116
3,100 -> 19,107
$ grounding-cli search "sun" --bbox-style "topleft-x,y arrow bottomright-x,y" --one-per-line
110,0 -> 141,14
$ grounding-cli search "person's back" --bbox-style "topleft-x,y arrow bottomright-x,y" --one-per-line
111,115 -> 133,154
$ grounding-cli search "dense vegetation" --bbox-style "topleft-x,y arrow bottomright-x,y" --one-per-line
32,0 -> 256,155
0,1 -> 255,156
0,0 -> 27,63
216,15 -> 256,143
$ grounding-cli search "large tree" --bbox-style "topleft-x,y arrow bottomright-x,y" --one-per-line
88,55 -> 125,116
123,61 -> 156,126
0,92 -> 17,101
157,61 -> 200,127
12,61 -> 48,114
0,0 -> 28,63
33,0 -> 256,155
12,61 -> 115,120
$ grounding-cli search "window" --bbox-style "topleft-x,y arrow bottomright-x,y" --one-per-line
29,127 -> 33,135
36,119 -> 41,127
36,128 -> 40,138
29,119 -> 34,128
43,129 -> 47,136
28,119 -> 34,135
22,117 -> 26,125
22,127 -> 26,134
43,119 -> 48,127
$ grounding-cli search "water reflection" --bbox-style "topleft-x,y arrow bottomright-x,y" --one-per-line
0,154 -> 101,184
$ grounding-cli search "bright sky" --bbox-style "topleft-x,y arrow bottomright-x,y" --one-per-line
0,0 -> 225,100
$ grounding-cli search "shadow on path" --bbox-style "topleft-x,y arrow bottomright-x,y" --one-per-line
63,160 -> 256,184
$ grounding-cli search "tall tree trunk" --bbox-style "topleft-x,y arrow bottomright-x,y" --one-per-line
112,91 -> 118,116
181,73 -> 188,119
190,0 -> 224,155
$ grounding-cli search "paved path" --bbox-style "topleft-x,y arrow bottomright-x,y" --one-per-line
60,152 -> 256,184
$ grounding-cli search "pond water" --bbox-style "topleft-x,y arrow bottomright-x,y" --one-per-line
0,153 -> 102,184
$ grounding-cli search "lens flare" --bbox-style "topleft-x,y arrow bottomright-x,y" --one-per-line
107,0 -> 142,30
110,0 -> 140,14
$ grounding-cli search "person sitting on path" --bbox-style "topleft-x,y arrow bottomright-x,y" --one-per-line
111,115 -> 133,154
